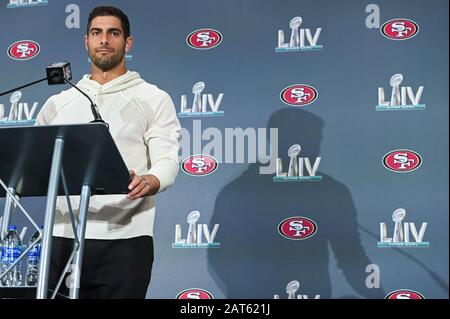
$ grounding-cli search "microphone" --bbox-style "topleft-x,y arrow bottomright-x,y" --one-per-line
46,61 -> 105,124
0,61 -> 106,124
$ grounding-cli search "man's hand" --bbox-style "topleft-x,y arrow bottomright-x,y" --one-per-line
127,170 -> 160,199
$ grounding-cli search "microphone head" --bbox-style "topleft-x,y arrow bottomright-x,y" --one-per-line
46,61 -> 72,85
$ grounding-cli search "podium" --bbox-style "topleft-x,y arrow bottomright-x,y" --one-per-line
0,123 -> 131,299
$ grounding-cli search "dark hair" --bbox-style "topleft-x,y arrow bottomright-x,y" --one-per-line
87,6 -> 130,38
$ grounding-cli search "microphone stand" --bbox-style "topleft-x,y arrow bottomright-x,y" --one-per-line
0,73 -> 107,126
63,77 -> 105,124
0,78 -> 48,97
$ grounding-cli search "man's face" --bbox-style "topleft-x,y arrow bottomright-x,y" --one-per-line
85,16 -> 131,72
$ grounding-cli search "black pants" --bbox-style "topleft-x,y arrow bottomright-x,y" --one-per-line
48,236 -> 154,299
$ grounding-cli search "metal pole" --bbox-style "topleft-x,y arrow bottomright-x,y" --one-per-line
69,185 -> 91,299
1,187 -> 16,240
36,137 -> 64,299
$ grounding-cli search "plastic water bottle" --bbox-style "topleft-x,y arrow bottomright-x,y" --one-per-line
25,225 -> 43,286
1,225 -> 23,286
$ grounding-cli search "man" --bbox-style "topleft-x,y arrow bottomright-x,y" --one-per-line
35,6 -> 180,298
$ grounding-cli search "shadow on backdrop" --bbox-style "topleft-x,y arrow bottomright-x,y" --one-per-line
207,108 -> 385,299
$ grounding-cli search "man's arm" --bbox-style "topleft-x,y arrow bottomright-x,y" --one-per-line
127,91 -> 181,199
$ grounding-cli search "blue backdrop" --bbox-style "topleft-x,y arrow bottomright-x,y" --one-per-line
0,0 -> 448,299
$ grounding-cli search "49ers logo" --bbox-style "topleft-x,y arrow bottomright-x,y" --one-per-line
7,40 -> 40,60
278,217 -> 317,240
386,289 -> 425,299
187,29 -> 222,50
176,288 -> 214,299
383,149 -> 422,173
181,154 -> 218,176
280,84 -> 318,107
381,19 -> 419,40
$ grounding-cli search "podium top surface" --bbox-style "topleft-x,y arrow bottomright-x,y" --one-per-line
0,123 -> 131,197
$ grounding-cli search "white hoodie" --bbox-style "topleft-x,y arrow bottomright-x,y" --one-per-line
36,71 -> 181,239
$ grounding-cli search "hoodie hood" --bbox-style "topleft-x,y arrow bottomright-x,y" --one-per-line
76,70 -> 145,94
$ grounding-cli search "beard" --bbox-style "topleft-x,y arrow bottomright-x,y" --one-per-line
88,44 -> 126,72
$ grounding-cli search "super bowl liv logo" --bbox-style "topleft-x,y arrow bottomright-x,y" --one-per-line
376,74 -> 425,111
173,210 -> 220,248
274,280 -> 320,299
276,16 -> 323,52
274,144 -> 322,182
378,208 -> 429,248
7,0 -> 47,8
179,82 -> 224,118
0,91 -> 38,126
